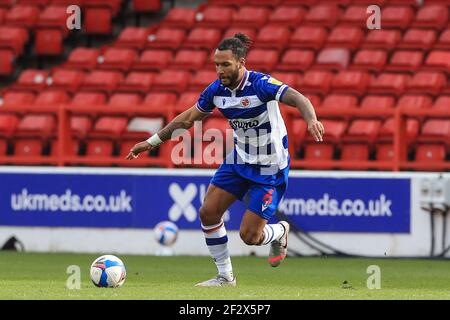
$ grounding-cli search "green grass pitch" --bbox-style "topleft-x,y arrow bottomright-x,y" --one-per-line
1,251 -> 450,300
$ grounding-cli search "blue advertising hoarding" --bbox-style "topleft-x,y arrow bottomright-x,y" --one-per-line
0,170 -> 410,233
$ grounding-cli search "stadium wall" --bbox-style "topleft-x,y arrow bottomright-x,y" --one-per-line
0,167 -> 448,258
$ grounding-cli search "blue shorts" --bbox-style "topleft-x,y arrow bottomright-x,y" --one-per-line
210,161 -> 289,220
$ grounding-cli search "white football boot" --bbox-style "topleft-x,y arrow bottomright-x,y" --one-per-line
195,275 -> 236,287
268,221 -> 290,267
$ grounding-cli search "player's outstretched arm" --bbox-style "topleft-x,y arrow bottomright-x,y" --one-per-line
280,87 -> 324,142
125,105 -> 210,160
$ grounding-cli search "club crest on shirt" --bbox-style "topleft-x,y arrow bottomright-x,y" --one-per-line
240,97 -> 251,107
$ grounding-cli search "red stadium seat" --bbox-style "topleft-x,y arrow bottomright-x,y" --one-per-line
340,5 -> 369,26
304,119 -> 347,163
376,119 -> 420,160
175,92 -> 200,112
5,5 -> 40,28
418,119 -> 450,144
343,119 -> 382,144
97,48 -> 138,72
253,25 -> 291,51
70,115 -> 93,139
415,144 -> 446,164
12,69 -> 49,92
412,5 -> 448,30
313,48 -> 350,71
325,26 -> 364,50
132,0 -> 161,13
146,28 -> 186,51
160,7 -> 196,30
83,0 -> 122,35
81,71 -> 124,95
143,92 -> 178,109
108,93 -> 143,108
34,89 -> 70,106
133,49 -> 173,71
62,47 -> 101,71
290,119 -> 307,155
0,138 -> 7,155
0,0 -> 14,8
350,49 -> 387,72
290,26 -> 328,51
360,95 -> 396,110
13,139 -> 44,157
385,51 -> 424,72
331,71 -> 371,97
277,49 -> 314,72
151,70 -> 191,94
0,49 -> 14,75
50,137 -> 80,156
247,0 -> 282,7
69,92 -> 107,108
303,3 -> 340,29
281,0 -> 317,6
433,96 -> 450,111
169,50 -> 208,71
90,116 -> 128,138
397,94 -> 433,114
319,94 -> 358,111
423,51 -> 450,74
406,72 -> 446,96
0,113 -> 19,137
16,0 -> 50,7
298,70 -> 334,96
195,6 -> 235,30
15,114 -> 56,138
0,8 -> 6,21
398,29 -> 437,50
231,6 -> 270,29
188,70 -> 217,92
381,6 -> 414,30
0,26 -> 29,55
268,6 -> 306,28
182,28 -> 221,51
114,27 -> 151,50
368,73 -> 410,97
85,139 -> 114,159
362,29 -> 401,51
117,72 -> 155,94
245,49 -> 279,73
304,143 -> 335,162
48,69 -> 85,93
0,91 -> 35,107
36,5 -> 69,31
435,29 -> 450,50
207,0 -> 246,7
35,28 -> 64,56
270,72 -> 301,88
341,144 -> 370,162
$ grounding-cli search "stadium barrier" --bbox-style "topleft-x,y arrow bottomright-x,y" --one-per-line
0,104 -> 448,170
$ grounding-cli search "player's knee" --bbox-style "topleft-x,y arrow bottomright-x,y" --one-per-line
239,229 -> 261,246
199,205 -> 219,225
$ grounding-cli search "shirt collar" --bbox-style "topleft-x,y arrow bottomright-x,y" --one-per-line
236,68 -> 249,91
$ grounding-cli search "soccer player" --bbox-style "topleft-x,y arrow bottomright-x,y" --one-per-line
126,33 -> 324,287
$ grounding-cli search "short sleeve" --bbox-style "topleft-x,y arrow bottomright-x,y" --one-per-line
196,83 -> 216,114
253,75 -> 290,103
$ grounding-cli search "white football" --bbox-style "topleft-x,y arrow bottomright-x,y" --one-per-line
154,221 -> 179,246
90,255 -> 126,288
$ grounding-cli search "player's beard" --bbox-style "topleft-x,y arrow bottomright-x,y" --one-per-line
221,67 -> 240,89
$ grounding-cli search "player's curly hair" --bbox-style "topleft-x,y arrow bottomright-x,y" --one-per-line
217,33 -> 252,60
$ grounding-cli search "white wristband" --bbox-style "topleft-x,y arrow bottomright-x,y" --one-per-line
146,133 -> 163,147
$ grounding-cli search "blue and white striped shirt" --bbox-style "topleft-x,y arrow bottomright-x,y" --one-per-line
196,69 -> 290,170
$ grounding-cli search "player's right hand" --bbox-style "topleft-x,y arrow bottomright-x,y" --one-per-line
125,141 -> 154,160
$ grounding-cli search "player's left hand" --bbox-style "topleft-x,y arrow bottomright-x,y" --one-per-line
125,141 -> 153,160
307,120 -> 324,142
